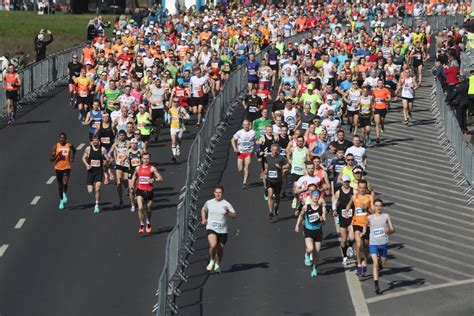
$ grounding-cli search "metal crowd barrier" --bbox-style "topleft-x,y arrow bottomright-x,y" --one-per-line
431,80 -> 473,203
0,45 -> 84,115
153,13 -> 470,315
361,14 -> 464,30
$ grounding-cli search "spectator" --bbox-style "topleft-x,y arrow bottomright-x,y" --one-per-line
446,75 -> 470,134
444,60 -> 460,99
35,29 -> 53,62
11,46 -> 28,71
432,61 -> 447,92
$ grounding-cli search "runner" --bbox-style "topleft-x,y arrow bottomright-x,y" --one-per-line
332,174 -> 354,267
399,68 -> 418,126
112,130 -> 129,209
295,189 -> 326,278
293,162 -> 322,216
288,135 -> 311,209
345,135 -> 367,169
82,134 -> 110,213
372,79 -> 391,143
189,68 -> 209,127
3,64 -> 21,125
358,87 -> 374,146
345,180 -> 373,277
67,54 -> 83,107
97,113 -> 115,184
130,152 -> 163,234
363,198 -> 395,294
231,120 -> 256,189
136,104 -> 152,145
264,143 -> 289,219
243,87 -> 263,123
50,133 -> 76,209
84,100 -> 102,140
168,96 -> 189,162
343,81 -> 361,135
128,138 -> 143,212
201,185 -> 236,273
73,68 -> 93,122
145,78 -> 166,141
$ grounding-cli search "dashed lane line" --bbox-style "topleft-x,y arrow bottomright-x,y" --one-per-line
14,218 -> 26,229
46,176 -> 55,184
30,196 -> 41,205
0,244 -> 9,257
76,143 -> 85,151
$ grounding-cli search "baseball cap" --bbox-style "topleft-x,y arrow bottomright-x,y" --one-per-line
311,190 -> 321,196
138,104 -> 146,109
341,174 -> 351,182
353,166 -> 363,173
130,138 -> 138,143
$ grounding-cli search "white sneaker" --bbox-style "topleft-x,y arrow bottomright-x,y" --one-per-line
206,260 -> 215,271
130,205 -> 136,212
347,246 -> 354,258
342,257 -> 348,268
176,146 -> 181,156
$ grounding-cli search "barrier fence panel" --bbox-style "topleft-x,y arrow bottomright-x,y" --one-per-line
1,45 -> 84,115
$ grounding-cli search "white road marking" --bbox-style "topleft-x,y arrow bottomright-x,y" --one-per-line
0,244 -> 9,257
30,196 -> 41,205
366,278 -> 474,304
46,176 -> 56,184
334,221 -> 370,315
77,143 -> 85,150
14,218 -> 26,229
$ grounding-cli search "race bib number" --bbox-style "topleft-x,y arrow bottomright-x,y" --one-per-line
93,121 -> 101,129
211,221 -> 223,229
90,159 -> 100,167
268,170 -> 278,178
211,62 -> 219,69
139,176 -> 150,184
269,60 -> 277,65
248,69 -> 256,76
373,228 -> 385,237
61,149 -> 69,156
238,49 -> 244,55
241,141 -> 252,147
341,209 -> 353,218
117,153 -> 125,163
137,122 -> 144,129
100,137 -> 110,144
355,207 -> 366,216
293,166 -> 303,172
301,122 -> 309,130
308,212 -> 320,223
375,98 -> 383,103
131,158 -> 141,167
249,106 -> 257,113
79,90 -> 88,97
360,107 -> 370,114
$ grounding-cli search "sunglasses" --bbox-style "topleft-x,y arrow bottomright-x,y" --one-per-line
346,158 -> 354,161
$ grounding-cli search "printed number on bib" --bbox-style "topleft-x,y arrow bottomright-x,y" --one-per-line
308,212 -> 320,223
90,159 -> 100,167
355,207 -> 366,216
131,158 -> 140,167
268,170 -> 278,178
61,149 -> 69,156
293,166 -> 303,172
139,176 -> 150,184
211,221 -> 223,229
100,137 -> 110,144
301,122 -> 309,130
373,228 -> 385,237
248,106 -> 257,113
341,209 -> 353,218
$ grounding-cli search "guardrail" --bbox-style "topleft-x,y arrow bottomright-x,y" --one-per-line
360,14 -> 464,30
153,13 -> 470,315
0,45 -> 84,115
431,80 -> 473,203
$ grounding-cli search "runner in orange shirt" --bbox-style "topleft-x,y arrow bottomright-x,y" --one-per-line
82,41 -> 96,66
371,79 -> 391,144
50,132 -> 76,210
3,64 -> 21,124
346,180 -> 373,277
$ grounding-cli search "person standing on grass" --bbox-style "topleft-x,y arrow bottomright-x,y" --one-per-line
35,29 -> 53,62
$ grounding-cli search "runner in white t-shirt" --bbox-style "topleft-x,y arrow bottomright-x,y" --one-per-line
293,162 -> 322,216
201,185 -> 236,273
231,120 -> 256,189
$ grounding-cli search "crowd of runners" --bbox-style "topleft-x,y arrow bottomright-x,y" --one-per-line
1,0 -> 471,294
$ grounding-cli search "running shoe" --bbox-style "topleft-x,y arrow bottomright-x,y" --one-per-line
347,246 -> 354,258
214,263 -> 221,273
268,212 -> 274,220
59,201 -> 64,210
103,173 -> 109,185
62,193 -> 68,204
117,200 -> 124,209
274,205 -> 279,216
206,259 -> 215,271
138,225 -> 145,234
172,156 -> 177,162
366,137 -> 371,146
403,119 -> 409,126
356,265 -> 362,276
146,224 -> 152,234
94,204 -> 100,214
335,216 -> 339,225
242,183 -> 247,190
305,253 -> 312,267
380,126 -> 384,133
376,138 -> 380,144
311,266 -> 318,278
375,284 -> 381,295
342,257 -> 348,268
263,193 -> 268,201
361,264 -> 367,276
78,112 -> 82,121
176,146 -> 181,156
130,205 -> 135,212
291,197 -> 297,209
7,119 -> 12,125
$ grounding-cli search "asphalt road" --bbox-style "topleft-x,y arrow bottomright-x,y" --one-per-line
0,86 -> 199,316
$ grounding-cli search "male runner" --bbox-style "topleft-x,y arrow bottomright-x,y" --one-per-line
168,97 -> 189,162
112,130 -> 129,208
363,198 -> 395,294
295,190 -> 326,278
50,133 -> 76,209
293,162 -> 322,216
264,143 -> 289,219
130,152 -> 163,234
201,185 -> 236,273
82,134 -> 110,213
3,64 -> 21,124
332,174 -> 354,267
231,120 -> 256,189
128,138 -> 143,212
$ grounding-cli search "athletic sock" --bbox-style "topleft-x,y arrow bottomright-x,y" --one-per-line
146,219 -> 150,225
140,220 -> 145,225
172,147 -> 177,156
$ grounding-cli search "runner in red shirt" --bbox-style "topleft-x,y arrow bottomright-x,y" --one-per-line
130,152 -> 163,234
256,82 -> 272,109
